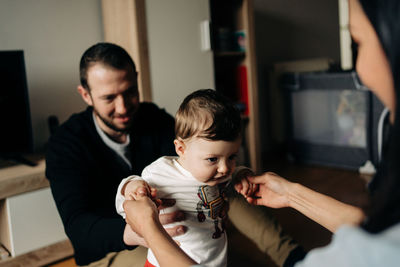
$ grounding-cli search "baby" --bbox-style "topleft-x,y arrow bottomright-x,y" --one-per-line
115,89 -> 253,267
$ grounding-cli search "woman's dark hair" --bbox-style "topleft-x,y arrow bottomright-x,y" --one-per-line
79,42 -> 136,91
359,0 -> 400,233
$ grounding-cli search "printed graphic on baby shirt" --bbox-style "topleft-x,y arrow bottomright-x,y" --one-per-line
196,185 -> 228,239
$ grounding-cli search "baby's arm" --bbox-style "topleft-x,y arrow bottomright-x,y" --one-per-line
115,175 -> 155,218
232,167 -> 258,198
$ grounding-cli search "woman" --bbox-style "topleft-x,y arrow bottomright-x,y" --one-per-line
123,0 -> 400,266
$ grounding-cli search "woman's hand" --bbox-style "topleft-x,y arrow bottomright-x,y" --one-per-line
123,196 -> 186,243
123,195 -> 197,267
245,172 -> 292,209
246,172 -> 365,232
123,195 -> 161,238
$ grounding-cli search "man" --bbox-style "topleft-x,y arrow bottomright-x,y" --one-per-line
46,42 -> 305,267
46,43 -> 184,266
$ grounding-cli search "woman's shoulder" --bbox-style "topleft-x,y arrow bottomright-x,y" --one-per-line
296,224 -> 400,267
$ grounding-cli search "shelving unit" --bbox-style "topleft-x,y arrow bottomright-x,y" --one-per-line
0,159 -> 72,266
210,0 -> 261,171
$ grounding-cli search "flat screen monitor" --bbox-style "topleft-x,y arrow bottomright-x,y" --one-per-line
0,50 -> 34,160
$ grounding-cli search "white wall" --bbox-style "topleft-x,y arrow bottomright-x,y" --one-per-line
145,0 -> 214,116
0,0 -> 103,152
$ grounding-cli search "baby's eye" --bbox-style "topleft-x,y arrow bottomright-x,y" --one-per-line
207,157 -> 218,163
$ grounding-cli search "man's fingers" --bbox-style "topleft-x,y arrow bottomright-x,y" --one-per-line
159,210 -> 185,224
150,187 -> 157,198
164,225 -> 187,237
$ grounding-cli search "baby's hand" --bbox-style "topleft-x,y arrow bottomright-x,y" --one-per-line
235,177 -> 258,198
123,180 -> 156,201
233,168 -> 258,198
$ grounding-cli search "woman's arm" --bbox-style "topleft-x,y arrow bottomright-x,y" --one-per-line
123,196 -> 197,267
247,172 -> 365,233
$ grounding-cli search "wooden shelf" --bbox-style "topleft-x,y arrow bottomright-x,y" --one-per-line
210,0 -> 261,172
0,158 -> 70,264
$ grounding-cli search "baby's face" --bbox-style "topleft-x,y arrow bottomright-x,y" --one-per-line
176,137 -> 241,186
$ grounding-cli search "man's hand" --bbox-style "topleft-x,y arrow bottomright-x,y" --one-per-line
157,198 -> 186,235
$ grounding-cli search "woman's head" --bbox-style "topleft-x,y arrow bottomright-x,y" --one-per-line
350,0 -> 400,232
349,0 -> 397,121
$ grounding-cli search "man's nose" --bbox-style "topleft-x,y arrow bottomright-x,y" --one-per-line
115,96 -> 127,114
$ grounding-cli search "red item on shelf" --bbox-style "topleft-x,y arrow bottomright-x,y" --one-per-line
237,65 -> 249,115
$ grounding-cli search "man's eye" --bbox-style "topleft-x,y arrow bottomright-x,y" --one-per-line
102,95 -> 115,102
125,88 -> 138,98
229,154 -> 237,161
207,157 -> 218,163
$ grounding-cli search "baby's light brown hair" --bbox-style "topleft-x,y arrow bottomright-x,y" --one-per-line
175,89 -> 241,141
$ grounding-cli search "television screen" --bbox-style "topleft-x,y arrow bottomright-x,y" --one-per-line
0,50 -> 34,157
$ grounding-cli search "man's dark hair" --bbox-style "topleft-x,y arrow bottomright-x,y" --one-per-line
175,89 -> 242,142
79,42 -> 136,90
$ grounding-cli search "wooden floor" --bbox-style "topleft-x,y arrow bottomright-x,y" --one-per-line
227,160 -> 370,266
49,257 -> 76,267
48,161 -> 370,267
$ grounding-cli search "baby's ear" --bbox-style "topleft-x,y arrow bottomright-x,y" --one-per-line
174,138 -> 186,157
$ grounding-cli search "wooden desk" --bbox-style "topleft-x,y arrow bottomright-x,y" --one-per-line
0,159 -> 73,266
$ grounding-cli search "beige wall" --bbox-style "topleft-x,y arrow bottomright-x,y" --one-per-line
146,0 -> 214,116
0,0 -> 103,151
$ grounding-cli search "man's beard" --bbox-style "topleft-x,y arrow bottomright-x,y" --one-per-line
93,108 -> 132,133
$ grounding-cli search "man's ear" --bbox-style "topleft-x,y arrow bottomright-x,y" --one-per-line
77,85 -> 93,106
174,138 -> 186,157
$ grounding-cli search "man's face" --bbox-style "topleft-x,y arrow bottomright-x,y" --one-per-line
79,63 -> 139,137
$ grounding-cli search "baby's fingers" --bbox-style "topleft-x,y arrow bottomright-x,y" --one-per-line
234,183 -> 243,193
129,186 -> 150,200
249,183 -> 259,196
241,181 -> 250,196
